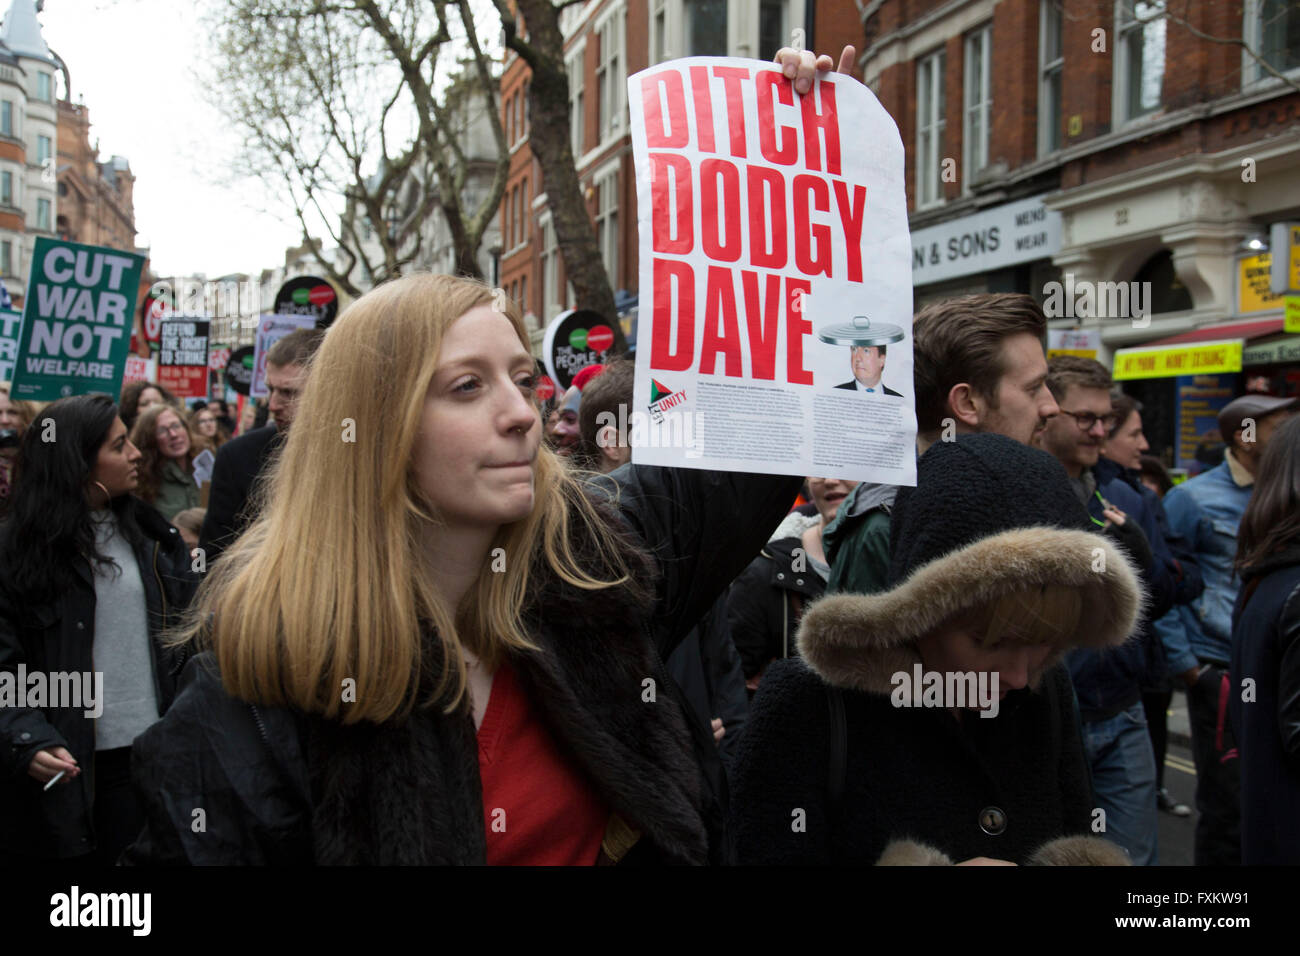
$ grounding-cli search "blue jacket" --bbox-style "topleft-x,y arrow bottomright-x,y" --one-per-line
1066,460 -> 1175,720
1154,456 -> 1253,670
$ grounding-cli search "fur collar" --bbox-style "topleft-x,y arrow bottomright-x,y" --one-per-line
877,835 -> 1131,866
797,526 -> 1143,694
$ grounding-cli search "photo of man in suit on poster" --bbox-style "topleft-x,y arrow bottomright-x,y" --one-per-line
835,344 -> 902,396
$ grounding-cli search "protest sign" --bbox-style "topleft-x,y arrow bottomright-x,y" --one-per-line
250,314 -> 316,397
627,59 -> 915,484
10,238 -> 146,401
209,346 -> 232,372
274,276 -> 339,329
123,354 -> 155,384
542,309 -> 620,391
224,345 -> 255,396
0,308 -> 21,382
158,318 -> 211,399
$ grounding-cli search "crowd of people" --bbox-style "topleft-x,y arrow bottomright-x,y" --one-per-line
0,46 -> 1297,868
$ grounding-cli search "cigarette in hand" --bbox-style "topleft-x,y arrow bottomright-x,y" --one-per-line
43,770 -> 66,791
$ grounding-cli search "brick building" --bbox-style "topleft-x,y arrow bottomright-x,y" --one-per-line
859,0 -> 1300,468
0,0 -> 60,308
56,98 -> 137,253
499,0 -> 836,354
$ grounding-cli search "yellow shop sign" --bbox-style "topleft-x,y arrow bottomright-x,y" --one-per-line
1113,340 -> 1243,380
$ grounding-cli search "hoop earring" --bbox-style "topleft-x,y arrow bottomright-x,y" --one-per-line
90,480 -> 112,506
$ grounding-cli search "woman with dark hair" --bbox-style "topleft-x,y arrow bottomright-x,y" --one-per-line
1230,413 -> 1300,864
130,404 -> 201,521
119,380 -> 180,431
0,394 -> 197,864
0,385 -> 36,518
1138,454 -> 1173,498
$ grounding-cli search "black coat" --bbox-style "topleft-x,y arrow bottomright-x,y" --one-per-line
731,658 -> 1093,864
1230,546 -> 1300,864
125,466 -> 802,864
198,425 -> 283,564
0,499 -> 198,858
727,535 -> 825,679
666,594 -> 750,771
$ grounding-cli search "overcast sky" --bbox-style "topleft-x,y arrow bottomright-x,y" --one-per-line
39,0 -> 303,279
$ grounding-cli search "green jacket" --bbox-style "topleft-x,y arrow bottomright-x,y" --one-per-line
153,458 -> 200,523
823,483 -> 897,595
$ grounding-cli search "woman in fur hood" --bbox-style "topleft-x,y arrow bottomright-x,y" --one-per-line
730,434 -> 1143,866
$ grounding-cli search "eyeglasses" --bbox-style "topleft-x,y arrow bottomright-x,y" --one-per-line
157,423 -> 187,436
1058,409 -> 1120,432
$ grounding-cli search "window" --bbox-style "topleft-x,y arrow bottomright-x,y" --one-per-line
1,241 -> 10,276
686,0 -> 727,56
504,185 -> 514,251
596,7 -> 626,142
36,134 -> 50,165
1253,0 -> 1300,78
652,0 -> 667,63
963,26 -> 992,184
540,216 -> 559,321
1115,1 -> 1166,122
595,167 -> 619,286
757,0 -> 787,61
505,93 -> 513,144
37,197 -> 50,231
1039,1 -> 1064,154
514,186 -> 523,248
519,275 -> 527,317
567,44 -> 585,158
1,171 -> 10,206
36,72 -> 51,103
520,178 -> 529,243
916,49 -> 946,208
0,101 -> 10,136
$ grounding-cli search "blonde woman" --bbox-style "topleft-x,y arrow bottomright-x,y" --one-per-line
125,275 -> 801,865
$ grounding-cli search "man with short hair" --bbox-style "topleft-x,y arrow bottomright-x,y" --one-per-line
825,293 -> 1060,595
199,328 -> 326,564
1156,392 -> 1299,865
1040,355 -> 1172,866
577,359 -> 636,473
834,345 -> 901,396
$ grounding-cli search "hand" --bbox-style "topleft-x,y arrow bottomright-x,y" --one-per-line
28,746 -> 79,785
711,717 -> 726,744
773,45 -> 856,95
954,857 -> 1017,866
1101,505 -> 1126,527
1181,665 -> 1204,689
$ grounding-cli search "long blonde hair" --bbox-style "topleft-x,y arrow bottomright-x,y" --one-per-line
176,274 -> 637,723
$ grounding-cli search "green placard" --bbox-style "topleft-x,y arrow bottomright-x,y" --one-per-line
9,237 -> 145,401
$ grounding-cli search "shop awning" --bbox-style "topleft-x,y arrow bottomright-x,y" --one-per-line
1113,339 -> 1244,381
1145,318 -> 1285,347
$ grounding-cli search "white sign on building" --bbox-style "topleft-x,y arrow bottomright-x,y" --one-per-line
911,194 -> 1063,286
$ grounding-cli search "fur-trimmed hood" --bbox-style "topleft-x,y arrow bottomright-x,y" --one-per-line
877,834 -> 1131,866
797,525 -> 1144,694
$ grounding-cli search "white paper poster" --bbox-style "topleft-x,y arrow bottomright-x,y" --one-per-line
250,313 -> 316,398
627,58 -> 916,484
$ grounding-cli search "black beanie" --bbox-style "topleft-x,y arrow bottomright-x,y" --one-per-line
888,434 -> 1091,587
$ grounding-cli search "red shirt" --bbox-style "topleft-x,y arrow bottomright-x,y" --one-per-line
477,658 -> 608,865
